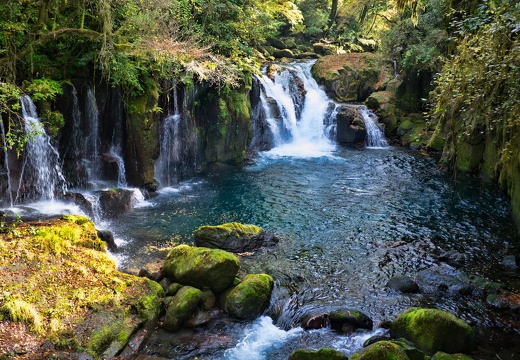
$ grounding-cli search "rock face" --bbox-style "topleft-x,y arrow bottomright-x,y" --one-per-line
163,245 -> 239,293
335,105 -> 366,144
390,307 -> 476,355
329,309 -> 373,333
312,53 -> 388,102
98,189 -> 134,217
193,222 -> 278,252
163,286 -> 202,332
220,273 -> 274,320
289,348 -> 348,360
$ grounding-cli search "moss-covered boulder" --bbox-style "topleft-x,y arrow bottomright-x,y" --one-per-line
312,53 -> 389,102
431,352 -> 473,360
220,274 -> 274,320
194,222 -> 278,252
329,308 -> 373,333
163,245 -> 239,293
98,188 -> 135,218
365,91 -> 399,135
350,341 -> 410,360
390,308 -> 475,355
289,348 -> 348,360
163,286 -> 202,332
0,215 -> 164,359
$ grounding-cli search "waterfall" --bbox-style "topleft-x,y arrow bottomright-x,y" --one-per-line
106,147 -> 127,188
359,106 -> 388,148
85,88 -> 101,183
0,117 -> 13,207
18,95 -> 66,201
255,61 -> 336,157
108,89 -> 127,188
155,85 -> 196,187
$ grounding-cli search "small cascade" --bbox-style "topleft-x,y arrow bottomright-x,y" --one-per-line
18,95 -> 66,202
106,147 -> 127,188
71,85 -> 83,162
85,88 -> 102,183
255,61 -> 336,157
107,90 -> 127,188
155,84 -> 196,186
359,106 -> 388,148
0,117 -> 13,207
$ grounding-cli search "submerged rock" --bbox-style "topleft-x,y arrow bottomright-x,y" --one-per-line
390,307 -> 475,355
329,309 -> 373,334
289,348 -> 348,360
220,273 -> 274,320
194,222 -> 278,253
386,275 -> 419,293
163,286 -> 202,332
163,245 -> 239,293
97,229 -> 117,252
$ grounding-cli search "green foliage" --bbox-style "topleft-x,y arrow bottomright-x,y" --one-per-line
23,78 -> 63,102
1,299 -> 44,334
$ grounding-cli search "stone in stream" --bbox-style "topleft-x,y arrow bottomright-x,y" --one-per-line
163,286 -> 202,332
97,229 -> 117,253
349,340 -> 410,360
289,348 -> 348,359
329,309 -> 373,334
97,188 -> 134,217
301,312 -> 330,330
386,274 -> 419,293
163,245 -> 239,293
219,274 -> 274,320
193,222 -> 279,253
390,307 -> 476,355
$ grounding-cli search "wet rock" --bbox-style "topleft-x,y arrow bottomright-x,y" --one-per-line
200,290 -> 216,311
273,49 -> 295,59
431,352 -> 473,360
183,309 -> 213,328
438,250 -> 467,266
98,188 -> 134,217
220,274 -> 274,320
390,307 -> 475,355
363,335 -> 392,347
336,105 -> 366,144
163,286 -> 202,332
350,341 -> 409,360
289,348 -> 348,360
329,309 -> 373,333
60,192 -> 94,218
159,277 -> 171,292
138,259 -> 164,282
502,255 -> 517,268
194,222 -> 278,253
416,266 -> 475,296
97,229 -> 117,253
386,275 -> 419,293
167,283 -> 183,296
301,312 -> 330,330
486,292 -> 520,311
163,245 -> 239,293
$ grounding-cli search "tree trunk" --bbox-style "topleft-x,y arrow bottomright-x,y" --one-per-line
328,0 -> 339,28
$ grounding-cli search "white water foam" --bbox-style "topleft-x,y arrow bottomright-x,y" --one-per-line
223,316 -> 303,360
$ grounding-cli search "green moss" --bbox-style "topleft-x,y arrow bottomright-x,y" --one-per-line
223,273 -> 274,320
351,341 -> 409,360
289,348 -> 348,360
1,299 -> 43,334
455,142 -> 485,173
431,352 -> 473,360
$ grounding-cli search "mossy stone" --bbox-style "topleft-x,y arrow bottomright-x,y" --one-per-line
222,274 -> 274,320
350,341 -> 409,360
193,222 -> 263,252
167,283 -> 183,296
163,245 -> 239,293
163,286 -> 202,332
431,352 -> 473,360
200,290 -> 216,310
390,307 -> 475,355
289,348 -> 348,360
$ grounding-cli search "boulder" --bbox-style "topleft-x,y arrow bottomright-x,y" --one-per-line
390,307 -> 476,355
273,49 -> 295,59
386,275 -> 419,294
313,43 -> 335,56
312,53 -> 388,102
60,192 -> 94,218
193,222 -> 278,253
431,352 -> 473,360
289,348 -> 348,360
98,188 -> 134,218
416,266 -> 475,296
336,105 -> 366,144
200,290 -> 216,310
167,283 -> 183,296
138,259 -> 164,283
350,341 -> 409,360
183,309 -> 213,328
97,229 -> 117,253
163,245 -> 239,293
163,286 -> 202,332
329,309 -> 373,334
301,312 -> 330,330
220,274 -> 274,320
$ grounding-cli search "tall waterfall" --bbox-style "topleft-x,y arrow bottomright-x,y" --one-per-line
256,62 -> 338,157
359,106 -> 388,148
85,88 -> 102,183
155,85 -> 196,187
18,95 -> 66,201
108,89 -> 127,188
0,117 -> 13,207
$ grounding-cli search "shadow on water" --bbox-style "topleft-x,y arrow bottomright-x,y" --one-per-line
113,146 -> 520,359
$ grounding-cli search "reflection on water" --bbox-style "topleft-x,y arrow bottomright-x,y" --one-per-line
113,146 -> 520,358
